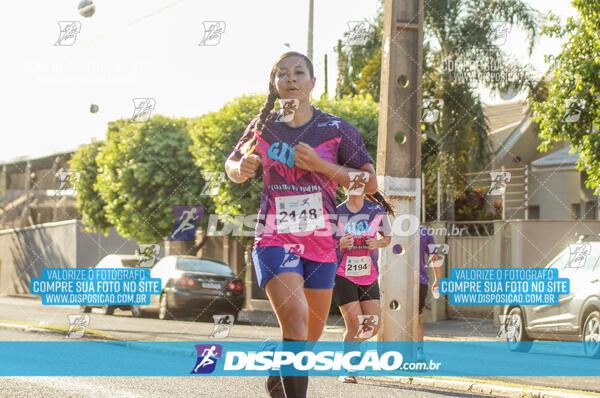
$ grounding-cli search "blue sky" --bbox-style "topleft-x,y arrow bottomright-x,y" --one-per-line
0,0 -> 577,162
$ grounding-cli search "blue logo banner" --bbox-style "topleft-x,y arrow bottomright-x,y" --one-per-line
0,341 -> 598,376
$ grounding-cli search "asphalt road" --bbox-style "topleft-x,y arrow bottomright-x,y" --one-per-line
1,296 -> 600,396
0,375 -> 490,398
0,296 -> 343,341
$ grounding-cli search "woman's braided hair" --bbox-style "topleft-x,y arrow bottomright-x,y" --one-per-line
240,51 -> 314,155
366,190 -> 396,216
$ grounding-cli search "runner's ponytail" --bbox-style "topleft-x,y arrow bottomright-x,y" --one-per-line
366,190 -> 396,216
240,87 -> 278,155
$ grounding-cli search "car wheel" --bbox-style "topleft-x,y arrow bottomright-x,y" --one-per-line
582,311 -> 600,358
200,312 -> 238,324
80,305 -> 91,313
158,293 -> 174,320
194,312 -> 210,322
102,305 -> 115,316
231,311 -> 240,323
130,305 -> 145,318
506,307 -> 532,352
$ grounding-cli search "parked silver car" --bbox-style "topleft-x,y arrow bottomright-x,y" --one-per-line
80,254 -> 152,317
503,240 -> 600,358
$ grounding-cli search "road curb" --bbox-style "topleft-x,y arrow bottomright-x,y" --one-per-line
0,320 -> 116,340
0,320 -> 197,358
106,341 -> 197,358
0,318 -> 209,357
366,376 -> 600,398
0,321 -> 61,335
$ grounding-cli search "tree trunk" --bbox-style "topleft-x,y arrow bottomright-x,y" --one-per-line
163,233 -> 208,256
164,239 -> 195,256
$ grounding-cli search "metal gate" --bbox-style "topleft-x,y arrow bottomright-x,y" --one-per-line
426,221 -> 497,320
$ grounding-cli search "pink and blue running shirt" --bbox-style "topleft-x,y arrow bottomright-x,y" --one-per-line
336,199 -> 392,285
229,107 -> 373,263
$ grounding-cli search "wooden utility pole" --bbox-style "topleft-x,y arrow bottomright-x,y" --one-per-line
377,0 -> 424,343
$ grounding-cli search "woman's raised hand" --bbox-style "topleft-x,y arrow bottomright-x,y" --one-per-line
340,233 -> 354,249
237,154 -> 262,181
294,142 -> 324,172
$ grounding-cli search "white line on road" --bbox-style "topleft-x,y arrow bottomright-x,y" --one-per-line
4,377 -> 143,398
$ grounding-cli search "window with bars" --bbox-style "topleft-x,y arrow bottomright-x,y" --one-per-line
584,201 -> 597,220
527,205 -> 540,220
571,203 -> 581,220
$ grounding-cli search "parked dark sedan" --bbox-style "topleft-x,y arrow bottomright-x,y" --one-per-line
143,256 -> 244,321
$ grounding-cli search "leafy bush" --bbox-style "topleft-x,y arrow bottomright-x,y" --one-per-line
92,116 -> 213,243
69,140 -> 111,233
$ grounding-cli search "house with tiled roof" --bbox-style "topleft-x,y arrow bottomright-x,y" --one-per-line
476,101 -> 597,220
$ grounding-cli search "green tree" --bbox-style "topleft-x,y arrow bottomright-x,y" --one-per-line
336,0 -> 539,220
335,2 -> 384,101
69,140 -> 111,233
93,115 -> 213,244
532,1 -> 600,193
189,95 -> 266,247
315,93 -> 379,160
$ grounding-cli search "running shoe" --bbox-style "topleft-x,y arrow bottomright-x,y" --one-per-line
338,375 -> 357,384
261,339 -> 285,397
260,338 -> 279,352
265,375 -> 285,398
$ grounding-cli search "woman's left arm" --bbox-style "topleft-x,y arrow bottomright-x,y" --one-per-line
366,235 -> 391,250
294,142 -> 377,194
365,213 -> 393,250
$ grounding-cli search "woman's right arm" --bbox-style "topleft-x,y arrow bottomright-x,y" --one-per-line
225,119 -> 261,183
225,155 -> 245,183
225,153 -> 261,184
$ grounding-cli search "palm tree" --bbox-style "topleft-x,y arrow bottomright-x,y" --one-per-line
336,0 -> 538,220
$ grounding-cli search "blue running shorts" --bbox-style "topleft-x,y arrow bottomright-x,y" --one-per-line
252,246 -> 337,290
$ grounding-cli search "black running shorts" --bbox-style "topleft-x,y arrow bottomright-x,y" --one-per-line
333,274 -> 380,307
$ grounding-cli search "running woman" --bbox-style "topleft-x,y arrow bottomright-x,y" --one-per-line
333,190 -> 394,383
224,51 -> 376,398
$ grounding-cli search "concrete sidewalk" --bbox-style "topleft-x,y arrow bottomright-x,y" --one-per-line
423,318 -> 498,340
238,309 -> 344,330
238,309 -> 499,341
